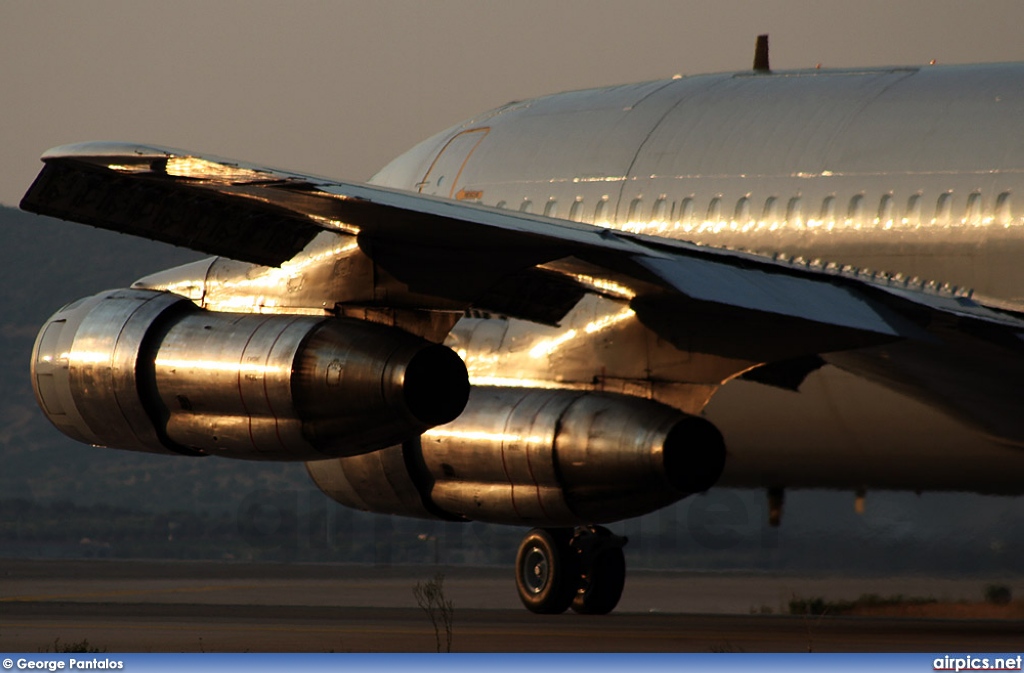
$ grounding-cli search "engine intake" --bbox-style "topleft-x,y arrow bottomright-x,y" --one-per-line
32,289 -> 469,460
308,386 -> 725,525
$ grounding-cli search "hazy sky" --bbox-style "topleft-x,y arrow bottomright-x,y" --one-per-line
4,1 -> 1024,207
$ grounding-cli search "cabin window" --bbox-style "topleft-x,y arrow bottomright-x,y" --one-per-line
786,197 -> 803,225
734,196 -> 752,224
996,192 -> 1012,226
519,199 -> 533,214
651,196 -> 668,222
878,194 -> 895,227
965,192 -> 983,225
594,197 -> 610,225
935,192 -> 953,225
904,194 -> 922,226
706,197 -> 722,223
543,199 -> 558,218
677,197 -> 695,226
762,196 -> 779,223
495,200 -> 507,209
627,197 -> 643,223
819,196 -> 837,225
568,197 -> 584,222
847,194 -> 865,223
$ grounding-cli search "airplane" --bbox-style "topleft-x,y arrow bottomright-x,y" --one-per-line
19,37 -> 1024,615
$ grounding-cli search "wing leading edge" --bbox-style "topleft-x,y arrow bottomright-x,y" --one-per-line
20,142 -> 1024,366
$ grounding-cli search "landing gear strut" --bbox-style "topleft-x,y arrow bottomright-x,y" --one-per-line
514,525 -> 627,615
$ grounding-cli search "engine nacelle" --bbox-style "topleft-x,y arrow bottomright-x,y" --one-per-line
308,386 -> 726,525
32,289 -> 469,460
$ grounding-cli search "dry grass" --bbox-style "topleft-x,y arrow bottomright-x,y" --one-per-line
845,600 -> 1024,619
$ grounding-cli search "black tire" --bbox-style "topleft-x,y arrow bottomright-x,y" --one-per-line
515,528 -> 577,614
571,545 -> 626,615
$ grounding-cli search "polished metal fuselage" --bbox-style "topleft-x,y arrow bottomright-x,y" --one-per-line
376,64 -> 1024,307
138,63 -> 1024,494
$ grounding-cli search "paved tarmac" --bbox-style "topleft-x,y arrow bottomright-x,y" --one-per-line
1,560 -> 1022,652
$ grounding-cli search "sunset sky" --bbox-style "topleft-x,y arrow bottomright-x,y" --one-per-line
4,1 -> 1024,206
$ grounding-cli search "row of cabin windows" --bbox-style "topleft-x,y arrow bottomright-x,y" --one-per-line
494,191 -> 1015,227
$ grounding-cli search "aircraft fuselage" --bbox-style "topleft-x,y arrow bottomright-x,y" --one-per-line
132,63 -> 1024,494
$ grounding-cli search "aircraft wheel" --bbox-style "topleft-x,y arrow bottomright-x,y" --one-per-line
515,528 -> 577,614
571,526 -> 627,615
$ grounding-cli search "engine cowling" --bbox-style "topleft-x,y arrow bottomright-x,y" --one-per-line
31,289 -> 469,460
308,386 -> 726,525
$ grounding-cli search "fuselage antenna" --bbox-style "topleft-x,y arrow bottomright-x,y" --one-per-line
753,34 -> 771,73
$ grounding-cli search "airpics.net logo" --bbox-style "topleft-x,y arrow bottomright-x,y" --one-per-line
934,655 -> 1023,671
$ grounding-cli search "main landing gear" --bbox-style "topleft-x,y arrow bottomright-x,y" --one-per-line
514,525 -> 627,615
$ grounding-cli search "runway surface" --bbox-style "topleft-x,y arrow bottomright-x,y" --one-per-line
2,560 -> 1022,652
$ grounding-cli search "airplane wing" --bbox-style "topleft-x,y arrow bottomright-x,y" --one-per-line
21,142 -> 1024,365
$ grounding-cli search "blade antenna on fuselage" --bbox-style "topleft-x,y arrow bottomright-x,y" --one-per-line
753,34 -> 771,73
